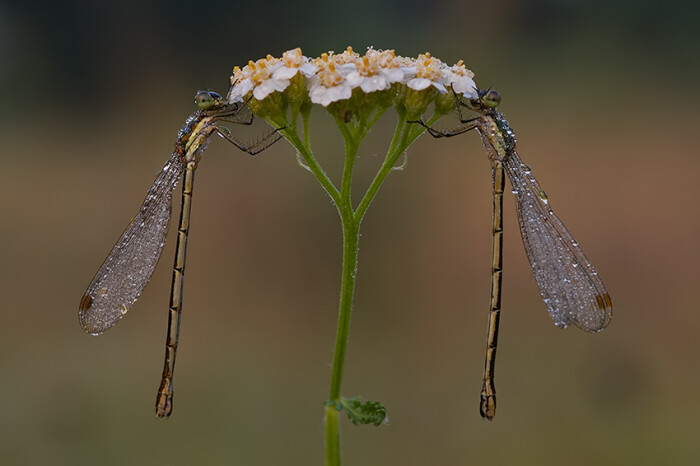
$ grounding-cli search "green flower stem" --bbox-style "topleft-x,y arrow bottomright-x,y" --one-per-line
325,403 -> 340,465
328,216 -> 360,401
278,127 -> 341,207
335,116 -> 361,207
325,214 -> 360,466
267,106 -> 443,466
355,111 -> 441,220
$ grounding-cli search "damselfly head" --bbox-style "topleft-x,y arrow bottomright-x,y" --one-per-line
194,91 -> 223,110
479,89 -> 501,108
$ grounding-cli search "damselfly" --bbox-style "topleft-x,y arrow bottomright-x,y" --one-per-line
79,91 -> 281,417
422,88 -> 612,420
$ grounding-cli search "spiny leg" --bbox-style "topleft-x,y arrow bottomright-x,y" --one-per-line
212,105 -> 254,126
411,116 -> 480,138
216,125 -> 283,155
207,97 -> 283,155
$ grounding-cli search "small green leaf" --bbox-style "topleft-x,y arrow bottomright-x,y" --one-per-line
339,396 -> 387,426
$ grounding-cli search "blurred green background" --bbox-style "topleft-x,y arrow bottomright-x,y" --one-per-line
2,0 -> 699,464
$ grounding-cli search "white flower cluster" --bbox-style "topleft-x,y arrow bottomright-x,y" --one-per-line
228,47 -> 477,107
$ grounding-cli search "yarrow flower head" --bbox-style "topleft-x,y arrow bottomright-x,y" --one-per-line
229,48 -> 318,103
227,46 -> 477,120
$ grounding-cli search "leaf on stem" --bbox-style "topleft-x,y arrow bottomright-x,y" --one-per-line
336,396 -> 387,426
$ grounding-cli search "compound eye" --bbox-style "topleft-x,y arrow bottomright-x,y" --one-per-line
482,90 -> 501,108
194,91 -> 220,109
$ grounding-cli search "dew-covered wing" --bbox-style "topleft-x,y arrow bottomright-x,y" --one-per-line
504,151 -> 612,332
79,151 -> 184,335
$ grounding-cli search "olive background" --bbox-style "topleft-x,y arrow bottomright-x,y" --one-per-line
2,0 -> 699,464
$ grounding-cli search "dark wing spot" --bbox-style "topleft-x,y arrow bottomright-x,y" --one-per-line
79,293 -> 93,312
